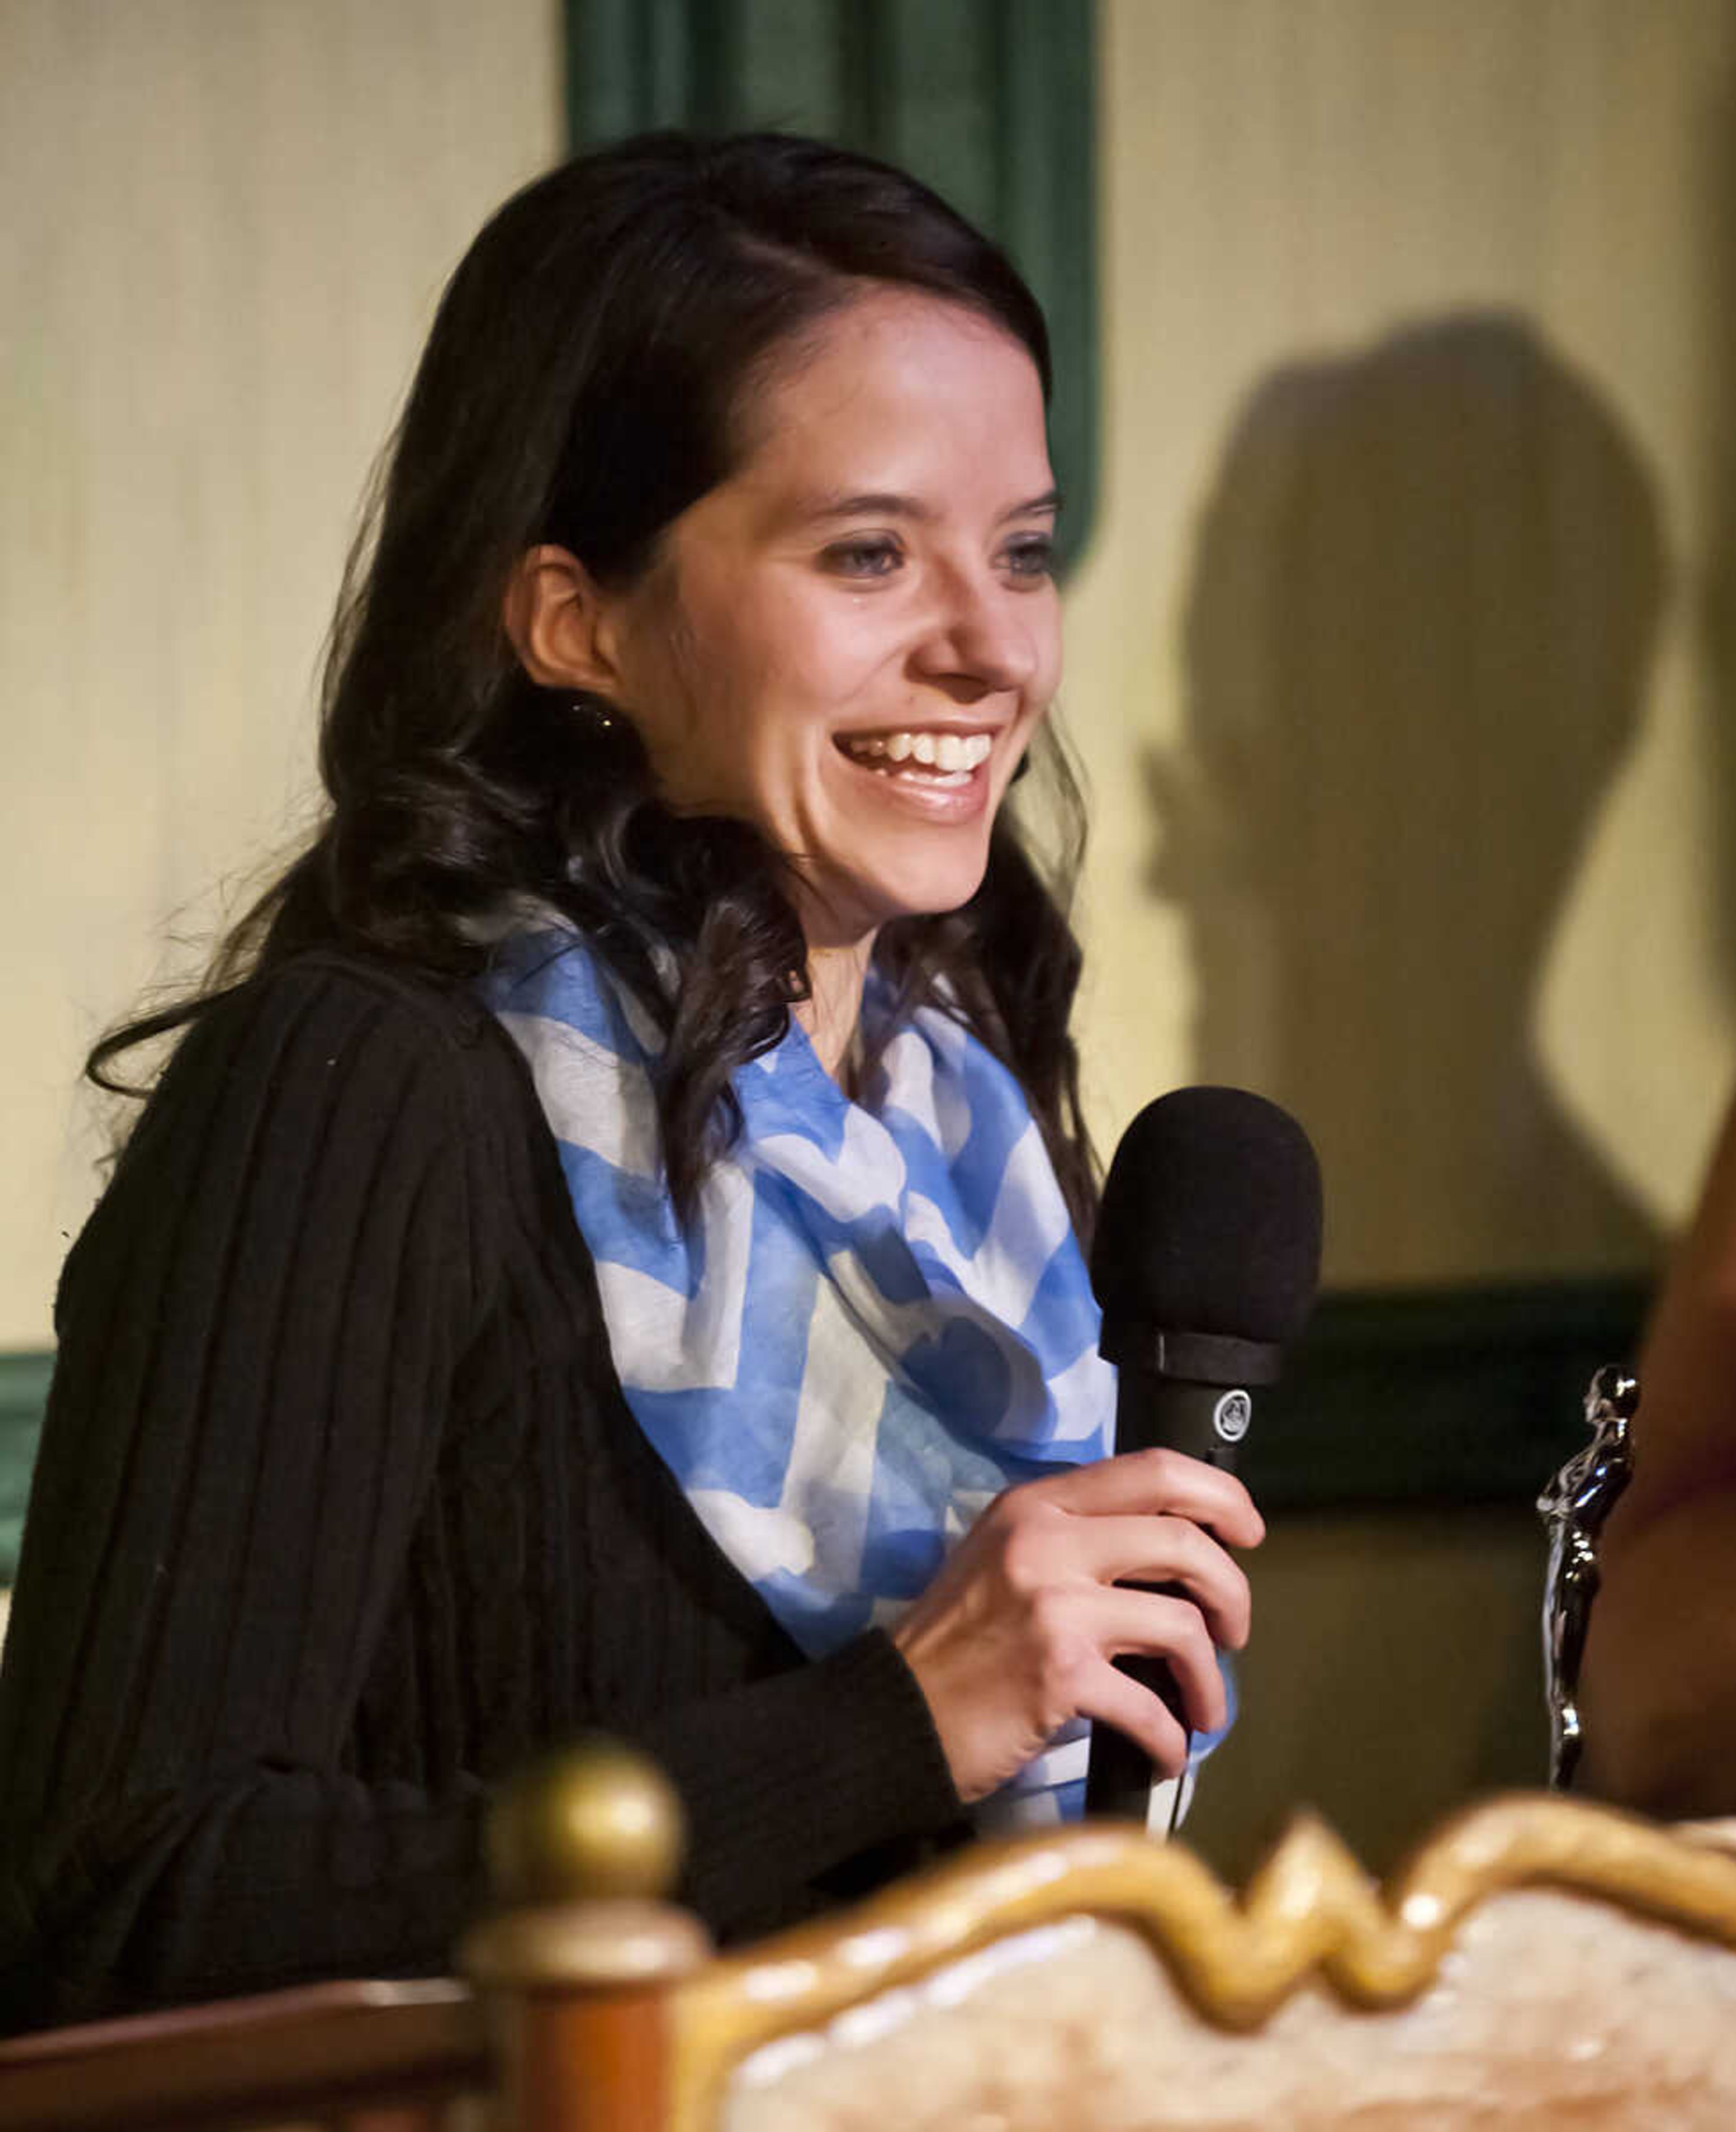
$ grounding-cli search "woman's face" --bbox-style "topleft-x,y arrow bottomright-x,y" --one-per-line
605,287 -> 1061,950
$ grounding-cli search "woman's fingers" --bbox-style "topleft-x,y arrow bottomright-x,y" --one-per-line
1056,1512 -> 1252,1647
979,1457 -> 1256,1647
1083,1585 -> 1229,1737
1032,1446 -> 1265,1548
892,1448 -> 1260,1802
1077,1650 -> 1194,1778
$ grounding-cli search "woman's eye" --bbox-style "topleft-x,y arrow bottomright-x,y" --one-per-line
1003,534 -> 1056,581
823,538 -> 903,580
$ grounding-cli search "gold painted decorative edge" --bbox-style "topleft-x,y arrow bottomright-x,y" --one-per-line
664,1794 -> 1736,2132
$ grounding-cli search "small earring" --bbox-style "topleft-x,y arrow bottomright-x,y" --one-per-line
574,692 -> 619,734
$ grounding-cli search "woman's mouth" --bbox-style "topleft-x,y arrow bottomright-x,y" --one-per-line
835,729 -> 994,789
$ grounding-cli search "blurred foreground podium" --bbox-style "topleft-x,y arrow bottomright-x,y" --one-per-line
6,1743 -> 1736,2130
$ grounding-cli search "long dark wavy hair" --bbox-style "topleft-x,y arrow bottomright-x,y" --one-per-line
91,132 -> 1098,1233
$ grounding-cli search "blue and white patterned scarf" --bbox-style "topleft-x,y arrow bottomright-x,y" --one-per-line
477,919 -> 1112,1819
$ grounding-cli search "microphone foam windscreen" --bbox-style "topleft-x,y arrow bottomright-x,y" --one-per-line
1090,1087 -> 1323,1345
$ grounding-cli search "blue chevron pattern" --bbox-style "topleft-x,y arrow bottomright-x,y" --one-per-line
478,922 -> 1175,1821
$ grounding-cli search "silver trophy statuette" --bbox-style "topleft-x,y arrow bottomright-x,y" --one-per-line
1537,1364 -> 1638,1789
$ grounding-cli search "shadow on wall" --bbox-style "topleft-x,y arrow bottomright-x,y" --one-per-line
1154,314 -> 1665,1288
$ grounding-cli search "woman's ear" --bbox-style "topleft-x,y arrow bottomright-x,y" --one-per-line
502,544 -> 625,693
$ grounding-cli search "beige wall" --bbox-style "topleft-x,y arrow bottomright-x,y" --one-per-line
0,0 -> 561,1346
1068,0 -> 1736,1286
1185,1505 -> 1550,1881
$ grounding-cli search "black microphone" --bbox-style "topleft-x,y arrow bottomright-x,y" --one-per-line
1083,1086 -> 1322,1825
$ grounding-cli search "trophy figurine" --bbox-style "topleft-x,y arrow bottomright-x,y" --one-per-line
1537,1364 -> 1638,1789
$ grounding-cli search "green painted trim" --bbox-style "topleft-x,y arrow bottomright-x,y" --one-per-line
0,1350 -> 52,1584
0,1276 -> 1646,1594
1247,1278 -> 1651,1511
992,0 -> 1097,579
562,0 -> 1099,572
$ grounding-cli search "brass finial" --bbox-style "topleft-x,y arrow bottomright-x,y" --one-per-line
464,1738 -> 709,1990
487,1735 -> 687,1907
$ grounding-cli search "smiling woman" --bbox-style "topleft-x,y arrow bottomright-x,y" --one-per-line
0,132 -> 1260,2030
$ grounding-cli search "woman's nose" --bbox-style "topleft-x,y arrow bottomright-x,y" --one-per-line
909,575 -> 1041,699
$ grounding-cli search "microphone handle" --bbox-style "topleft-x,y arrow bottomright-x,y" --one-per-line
1084,1372 -> 1250,1824
1083,1594 -> 1192,1821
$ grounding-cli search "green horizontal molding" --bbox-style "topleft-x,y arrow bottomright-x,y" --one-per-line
564,0 -> 1099,573
1247,1277 -> 1651,1511
0,1350 -> 52,1585
0,1279 -> 1648,1592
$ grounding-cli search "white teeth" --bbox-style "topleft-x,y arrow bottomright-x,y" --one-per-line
839,730 -> 995,774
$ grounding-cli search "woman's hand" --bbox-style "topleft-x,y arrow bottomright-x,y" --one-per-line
891,1447 -> 1264,1804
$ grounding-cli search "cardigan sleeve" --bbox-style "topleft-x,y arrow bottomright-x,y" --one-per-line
631,1625 -> 962,1937
0,963 -> 491,2022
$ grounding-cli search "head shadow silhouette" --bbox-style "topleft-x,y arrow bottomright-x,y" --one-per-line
1156,313 -> 1664,1286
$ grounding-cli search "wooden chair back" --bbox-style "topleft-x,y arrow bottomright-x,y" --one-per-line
8,1754 -> 1736,2130
0,1976 -> 486,2131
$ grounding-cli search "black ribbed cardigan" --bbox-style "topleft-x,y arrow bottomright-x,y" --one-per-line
0,953 -> 964,2031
